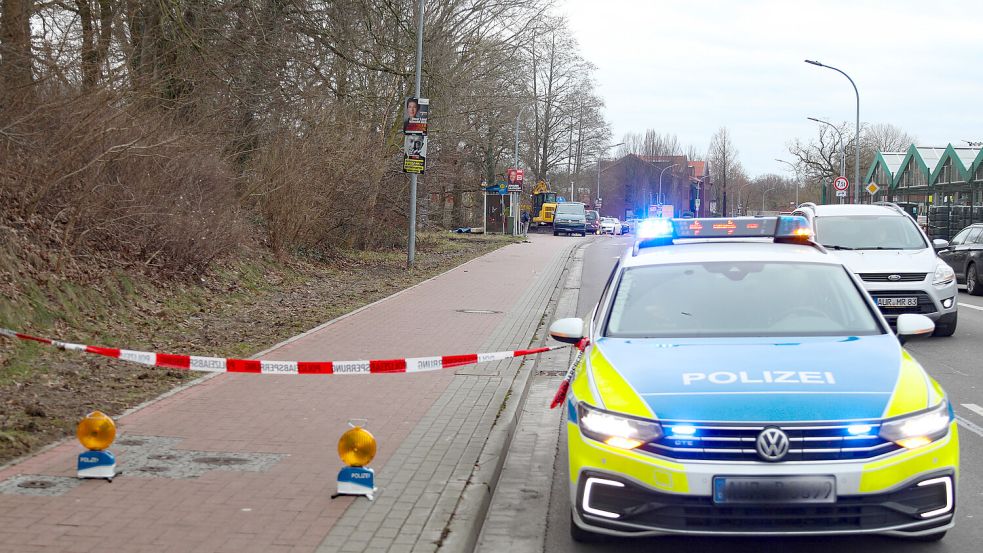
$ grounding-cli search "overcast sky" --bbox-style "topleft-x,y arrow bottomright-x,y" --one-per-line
560,0 -> 983,178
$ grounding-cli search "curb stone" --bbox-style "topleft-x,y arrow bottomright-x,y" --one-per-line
472,242 -> 585,553
314,236 -> 592,553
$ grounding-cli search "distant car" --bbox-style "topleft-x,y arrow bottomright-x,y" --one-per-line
938,223 -> 983,295
620,220 -> 630,235
586,210 -> 601,234
553,202 -> 587,237
600,217 -> 621,235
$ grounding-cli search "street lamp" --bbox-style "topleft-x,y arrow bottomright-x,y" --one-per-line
807,116 -> 846,180
657,163 -> 679,206
738,182 -> 753,215
775,158 -> 800,207
513,105 -> 530,236
407,0 -> 426,267
762,186 -> 777,212
596,142 -> 625,211
805,59 -> 860,204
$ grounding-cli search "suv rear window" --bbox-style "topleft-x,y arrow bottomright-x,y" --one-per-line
814,215 -> 927,250
555,203 -> 585,216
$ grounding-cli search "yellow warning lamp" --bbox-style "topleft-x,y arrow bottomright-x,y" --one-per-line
76,411 -> 117,480
77,411 -> 116,450
334,421 -> 378,500
338,426 -> 377,467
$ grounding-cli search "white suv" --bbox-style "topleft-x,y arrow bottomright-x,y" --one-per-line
793,203 -> 958,336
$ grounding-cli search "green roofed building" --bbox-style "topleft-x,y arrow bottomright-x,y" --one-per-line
863,143 -> 983,240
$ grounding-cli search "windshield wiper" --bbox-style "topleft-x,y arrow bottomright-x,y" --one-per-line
822,245 -> 855,250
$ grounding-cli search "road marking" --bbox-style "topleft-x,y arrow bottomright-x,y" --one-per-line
957,415 -> 983,439
958,302 -> 983,311
962,403 -> 983,418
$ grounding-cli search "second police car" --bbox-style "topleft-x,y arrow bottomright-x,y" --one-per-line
549,216 -> 959,542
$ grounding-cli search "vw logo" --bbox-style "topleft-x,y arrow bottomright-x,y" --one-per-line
756,427 -> 789,462
887,274 -> 902,281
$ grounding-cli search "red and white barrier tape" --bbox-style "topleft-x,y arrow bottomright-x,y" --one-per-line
549,338 -> 589,409
0,328 -> 566,375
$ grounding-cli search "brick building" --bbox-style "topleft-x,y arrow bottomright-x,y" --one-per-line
597,154 -> 711,219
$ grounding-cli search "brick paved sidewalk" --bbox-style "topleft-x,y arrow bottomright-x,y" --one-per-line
0,233 -> 581,553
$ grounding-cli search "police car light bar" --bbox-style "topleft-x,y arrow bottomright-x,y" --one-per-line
633,216 -> 814,255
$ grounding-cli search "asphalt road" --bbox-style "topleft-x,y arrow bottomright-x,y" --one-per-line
544,233 -> 983,553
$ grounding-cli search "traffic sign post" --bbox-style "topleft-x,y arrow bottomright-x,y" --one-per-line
833,176 -> 849,204
866,182 -> 880,195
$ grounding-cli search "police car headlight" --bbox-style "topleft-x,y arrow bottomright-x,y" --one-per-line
878,400 -> 951,449
933,261 -> 955,286
577,403 -> 662,450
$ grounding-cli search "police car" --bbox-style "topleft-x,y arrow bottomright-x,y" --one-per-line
548,216 -> 959,542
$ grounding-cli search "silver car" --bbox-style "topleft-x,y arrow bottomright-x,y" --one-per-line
793,202 -> 958,336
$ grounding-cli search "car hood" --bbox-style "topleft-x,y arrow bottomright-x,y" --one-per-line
587,334 -> 935,422
825,247 -> 938,274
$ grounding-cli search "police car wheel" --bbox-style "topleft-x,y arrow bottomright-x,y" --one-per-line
569,512 -> 607,543
901,530 -> 946,542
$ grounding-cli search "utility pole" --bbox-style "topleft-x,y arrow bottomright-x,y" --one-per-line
407,0 -> 425,267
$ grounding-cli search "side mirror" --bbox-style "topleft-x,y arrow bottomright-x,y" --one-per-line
548,318 -> 584,344
932,239 -> 949,251
896,313 -> 934,343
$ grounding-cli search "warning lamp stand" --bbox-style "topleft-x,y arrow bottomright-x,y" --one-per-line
76,410 -> 118,481
332,419 -> 378,500
77,450 -> 116,480
334,466 -> 376,500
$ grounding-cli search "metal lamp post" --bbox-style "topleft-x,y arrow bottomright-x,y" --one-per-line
657,164 -> 679,207
596,142 -> 625,212
407,0 -> 425,267
807,116 -> 846,205
775,158 -> 800,207
513,105 -> 529,236
805,60 -> 860,204
807,116 -> 846,180
762,186 -> 777,212
738,182 -> 753,215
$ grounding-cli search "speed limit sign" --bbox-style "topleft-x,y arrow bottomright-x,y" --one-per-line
833,176 -> 849,191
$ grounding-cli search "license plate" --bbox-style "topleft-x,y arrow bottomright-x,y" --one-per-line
876,297 -> 918,308
713,476 -> 836,504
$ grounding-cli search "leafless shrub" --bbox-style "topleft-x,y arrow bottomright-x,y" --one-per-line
0,93 -> 244,276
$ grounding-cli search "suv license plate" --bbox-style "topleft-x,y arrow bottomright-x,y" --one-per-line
713,476 -> 836,505
877,297 -> 918,308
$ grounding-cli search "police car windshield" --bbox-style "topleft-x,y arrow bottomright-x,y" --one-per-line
815,215 -> 927,250
606,261 -> 881,338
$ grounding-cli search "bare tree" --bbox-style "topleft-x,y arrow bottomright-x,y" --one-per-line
708,127 -> 739,216
0,0 -> 34,106
789,121 -> 915,200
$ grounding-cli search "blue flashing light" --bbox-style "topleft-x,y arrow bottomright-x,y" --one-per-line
775,215 -> 813,240
670,425 -> 697,436
637,218 -> 674,240
847,424 -> 873,436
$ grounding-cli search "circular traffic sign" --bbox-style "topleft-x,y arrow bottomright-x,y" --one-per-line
833,176 -> 849,191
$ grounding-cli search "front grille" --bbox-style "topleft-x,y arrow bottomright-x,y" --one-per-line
581,472 -> 952,534
869,290 -> 936,316
641,422 -> 900,462
858,272 -> 927,282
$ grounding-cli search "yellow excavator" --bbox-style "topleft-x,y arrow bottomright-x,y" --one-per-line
531,180 -> 559,228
